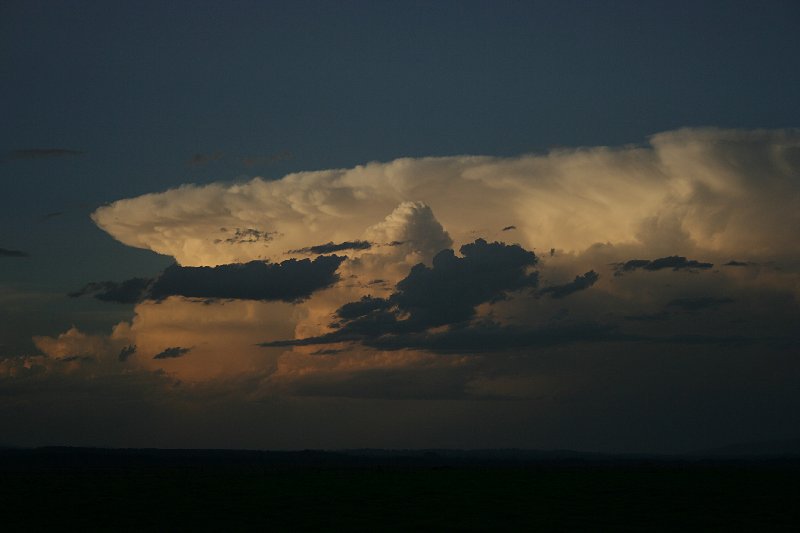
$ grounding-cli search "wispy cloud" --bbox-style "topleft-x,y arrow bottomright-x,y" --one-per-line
69,278 -> 151,304
118,344 -> 137,362
38,211 -> 65,222
539,270 -> 599,299
153,346 -> 191,359
613,256 -> 713,275
290,240 -> 372,255
187,151 -> 224,167
241,150 -> 292,167
7,149 -> 85,160
0,247 -> 29,258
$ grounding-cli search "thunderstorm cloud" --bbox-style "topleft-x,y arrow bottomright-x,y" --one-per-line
10,128 -> 800,450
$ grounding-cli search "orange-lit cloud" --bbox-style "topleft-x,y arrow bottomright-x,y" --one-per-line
93,128 -> 800,268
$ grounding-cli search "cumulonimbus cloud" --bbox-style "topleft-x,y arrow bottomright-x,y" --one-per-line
72,127 -> 800,384
91,128 -> 800,268
7,128 -> 800,451
32,128 -> 800,388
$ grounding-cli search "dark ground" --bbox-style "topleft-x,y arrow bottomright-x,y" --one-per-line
2,448 -> 799,531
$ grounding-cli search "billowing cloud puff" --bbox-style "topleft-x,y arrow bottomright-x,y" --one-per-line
263,238 -> 540,348
33,325 -> 131,362
92,128 -> 800,268
363,201 -> 453,264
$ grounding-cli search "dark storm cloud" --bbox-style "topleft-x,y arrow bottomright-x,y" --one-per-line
613,255 -> 713,275
290,240 -> 372,255
501,225 -> 516,231
335,296 -> 392,320
384,238 -> 539,328
153,346 -> 191,360
118,345 -> 137,362
60,355 -> 95,363
7,148 -> 85,160
724,260 -> 754,267
539,270 -> 599,299
71,256 -> 345,304
667,297 -> 735,311
0,247 -> 29,258
262,239 -> 540,348
149,256 -> 345,302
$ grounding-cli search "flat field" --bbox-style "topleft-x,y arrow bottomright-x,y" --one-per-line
2,449 -> 798,530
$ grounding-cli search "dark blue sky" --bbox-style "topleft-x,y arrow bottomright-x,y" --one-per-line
5,1 -> 799,182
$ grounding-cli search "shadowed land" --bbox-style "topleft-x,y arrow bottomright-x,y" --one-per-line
2,447 -> 800,530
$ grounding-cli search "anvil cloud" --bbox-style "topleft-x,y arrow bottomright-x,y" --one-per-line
92,128 -> 800,268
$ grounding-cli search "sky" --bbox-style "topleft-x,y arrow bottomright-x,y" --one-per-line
1,0 -> 800,452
